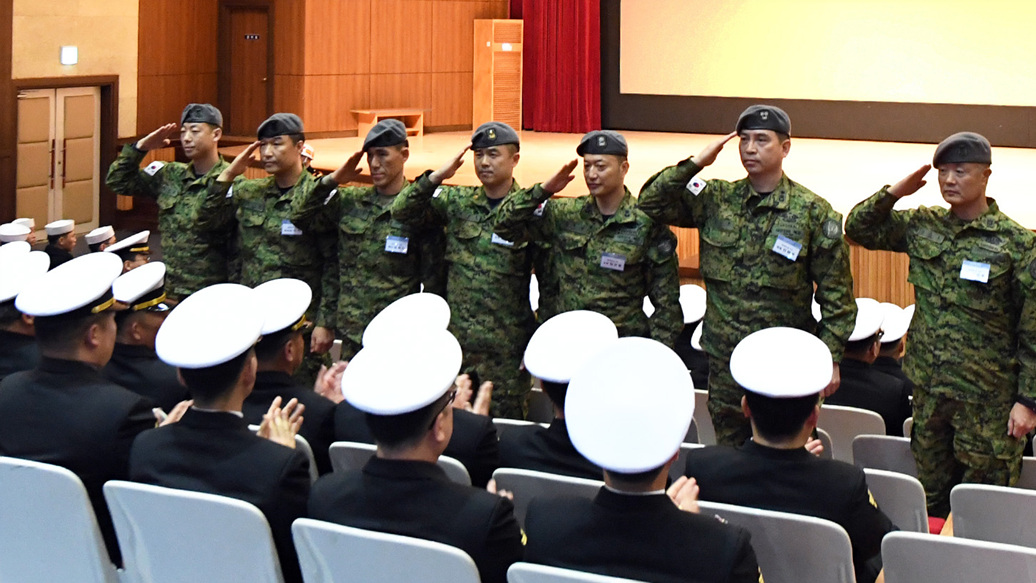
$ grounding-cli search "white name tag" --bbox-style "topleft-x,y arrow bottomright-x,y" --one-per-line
143,161 -> 165,176
281,220 -> 302,236
960,260 -> 990,283
385,235 -> 409,254
686,177 -> 706,196
491,233 -> 514,247
772,234 -> 802,262
600,252 -> 626,271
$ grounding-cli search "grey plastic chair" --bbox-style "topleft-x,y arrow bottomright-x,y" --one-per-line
881,530 -> 1036,583
492,467 -> 603,528
1016,456 -> 1036,490
328,441 -> 471,485
817,404 -> 886,462
951,483 -> 1036,547
863,468 -> 928,533
852,434 -> 917,477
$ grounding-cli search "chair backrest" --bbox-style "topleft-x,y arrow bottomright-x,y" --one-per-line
815,427 -> 834,460
527,389 -> 555,423
881,530 -> 1036,583
1016,456 -> 1036,490
328,441 -> 471,485
902,416 -> 912,437
492,418 -> 548,438
103,480 -> 284,583
852,434 -> 917,477
0,457 -> 119,583
492,468 -> 603,528
817,404 -> 886,462
693,390 -> 716,445
863,468 -> 928,533
697,500 -> 856,583
951,483 -> 1036,547
507,562 -> 648,582
292,518 -> 481,583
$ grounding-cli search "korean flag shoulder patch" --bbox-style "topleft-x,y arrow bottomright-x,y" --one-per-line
686,177 -> 707,196
143,161 -> 166,177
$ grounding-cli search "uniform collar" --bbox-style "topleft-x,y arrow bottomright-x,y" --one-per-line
39,356 -> 101,375
740,438 -> 814,461
187,155 -> 229,182
181,408 -> 248,427
946,198 -> 1003,233
253,370 -> 297,390
743,173 -> 792,211
112,343 -> 159,359
362,456 -> 451,483
581,187 -> 637,224
476,179 -> 522,209
593,486 -> 673,511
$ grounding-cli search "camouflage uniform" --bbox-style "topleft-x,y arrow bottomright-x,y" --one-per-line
846,187 -> 1036,517
289,176 -> 445,360
392,172 -> 536,418
105,144 -> 232,300
638,161 -> 856,447
494,185 -> 681,347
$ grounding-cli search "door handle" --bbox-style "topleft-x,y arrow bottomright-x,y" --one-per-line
49,139 -> 55,189
61,138 -> 67,188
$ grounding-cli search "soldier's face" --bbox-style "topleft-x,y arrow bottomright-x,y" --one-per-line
260,135 -> 303,177
180,123 -> 220,160
366,146 -> 408,189
473,146 -> 519,189
583,154 -> 628,198
123,253 -> 150,273
937,163 -> 989,210
739,130 -> 789,177
59,231 -> 77,251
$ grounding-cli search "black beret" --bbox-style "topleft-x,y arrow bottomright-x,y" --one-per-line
735,105 -> 791,136
933,132 -> 992,167
576,130 -> 628,157
257,113 -> 305,140
471,122 -> 520,150
362,120 -> 408,151
180,103 -> 223,127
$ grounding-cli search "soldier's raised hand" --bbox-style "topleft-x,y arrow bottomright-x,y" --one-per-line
218,141 -> 261,182
136,123 -> 179,152
542,159 -> 579,194
691,132 -> 736,168
888,164 -> 931,199
328,150 -> 365,185
430,146 -> 470,185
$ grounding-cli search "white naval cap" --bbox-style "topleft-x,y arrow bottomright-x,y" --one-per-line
848,298 -> 883,342
113,262 -> 168,312
566,337 -> 694,473
13,218 -> 35,230
0,242 -> 30,267
362,292 -> 451,348
0,223 -> 30,243
342,328 -> 463,415
524,310 -> 618,383
254,278 -> 312,335
690,320 -> 704,351
878,303 -> 911,343
529,273 -> 540,312
679,284 -> 706,324
15,253 -> 123,317
730,327 -> 832,398
44,219 -> 75,237
0,251 -> 50,303
156,283 -> 263,368
85,225 -> 115,246
105,230 -> 150,256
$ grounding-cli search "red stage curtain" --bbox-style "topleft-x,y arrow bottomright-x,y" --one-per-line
517,0 -> 601,133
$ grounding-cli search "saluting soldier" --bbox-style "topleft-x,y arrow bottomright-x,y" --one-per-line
493,130 -> 682,347
638,105 -> 857,447
106,104 -> 234,300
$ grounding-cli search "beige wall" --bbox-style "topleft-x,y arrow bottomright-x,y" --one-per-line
621,0 -> 1036,107
13,0 -> 138,136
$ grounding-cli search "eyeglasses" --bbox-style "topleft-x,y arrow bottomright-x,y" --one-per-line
428,389 -> 458,429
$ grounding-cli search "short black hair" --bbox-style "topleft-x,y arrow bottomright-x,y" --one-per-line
364,390 -> 452,451
0,302 -> 21,328
178,348 -> 254,402
879,338 -> 904,356
541,380 -> 568,410
47,234 -> 62,245
845,333 -> 881,355
744,390 -> 819,442
604,464 -> 666,489
34,311 -> 111,353
254,328 -> 300,362
287,133 -> 305,145
88,242 -> 104,253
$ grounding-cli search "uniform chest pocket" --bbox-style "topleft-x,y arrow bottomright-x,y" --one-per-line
906,232 -> 947,292
700,218 -> 739,248
946,253 -> 1012,312
557,230 -> 590,253
760,230 -> 810,290
339,214 -> 370,235
156,193 -> 177,211
236,207 -> 266,228
698,218 -> 739,282
453,218 -> 482,240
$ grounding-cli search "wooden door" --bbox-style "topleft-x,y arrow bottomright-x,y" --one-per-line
223,5 -> 271,136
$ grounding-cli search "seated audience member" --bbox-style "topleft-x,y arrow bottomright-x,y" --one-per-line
524,337 -> 759,582
103,262 -> 189,411
684,326 -> 897,583
130,283 -> 310,583
334,293 -> 500,487
13,218 -> 38,245
0,253 -> 160,564
243,278 -> 339,475
873,303 -> 915,398
0,245 -> 48,381
105,230 -> 151,273
85,225 -> 116,252
308,329 -> 524,583
671,284 -> 709,389
0,222 -> 31,245
827,298 -> 911,435
43,219 -> 76,269
498,310 -> 615,479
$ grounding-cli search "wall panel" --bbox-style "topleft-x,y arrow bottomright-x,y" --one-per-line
370,1 -> 433,74
303,75 -> 370,133
305,0 -> 370,75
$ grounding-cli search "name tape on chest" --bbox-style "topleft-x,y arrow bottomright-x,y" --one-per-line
385,235 -> 409,254
281,219 -> 303,236
143,161 -> 166,177
960,260 -> 990,283
491,233 -> 514,247
600,252 -> 627,272
686,177 -> 707,196
772,234 -> 802,262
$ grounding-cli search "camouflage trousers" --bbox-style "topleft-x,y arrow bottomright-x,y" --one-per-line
912,389 -> 1024,518
706,353 -> 753,447
462,348 -> 531,420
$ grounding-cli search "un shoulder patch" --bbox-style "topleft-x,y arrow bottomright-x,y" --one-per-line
822,219 -> 841,239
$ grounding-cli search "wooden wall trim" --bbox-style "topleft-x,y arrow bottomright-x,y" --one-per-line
1,0 -> 17,220
601,0 -> 1036,148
